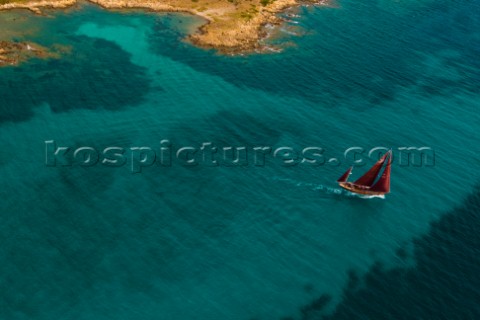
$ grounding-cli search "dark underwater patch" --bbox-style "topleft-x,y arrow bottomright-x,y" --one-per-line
148,0 -> 480,105
164,109 -> 300,147
0,36 -> 152,124
0,110 -> 300,319
4,107 -> 319,317
283,183 -> 480,320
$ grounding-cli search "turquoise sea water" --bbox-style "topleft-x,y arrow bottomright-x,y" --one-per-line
0,0 -> 479,319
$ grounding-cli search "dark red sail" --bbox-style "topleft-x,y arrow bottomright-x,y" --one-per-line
354,152 -> 389,187
370,153 -> 392,193
337,167 -> 353,183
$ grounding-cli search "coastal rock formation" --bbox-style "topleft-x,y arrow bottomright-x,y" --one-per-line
0,41 -> 63,66
0,0 -> 328,52
0,0 -> 76,14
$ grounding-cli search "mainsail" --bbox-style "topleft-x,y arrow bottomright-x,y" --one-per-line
354,152 -> 389,187
370,153 -> 392,193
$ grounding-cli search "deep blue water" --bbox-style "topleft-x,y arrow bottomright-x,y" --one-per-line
0,0 -> 479,319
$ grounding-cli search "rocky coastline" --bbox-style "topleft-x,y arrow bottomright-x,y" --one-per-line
0,0 -> 330,54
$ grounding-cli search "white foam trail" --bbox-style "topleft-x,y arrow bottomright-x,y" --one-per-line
272,176 -> 346,196
271,176 -> 385,199
356,194 -> 385,200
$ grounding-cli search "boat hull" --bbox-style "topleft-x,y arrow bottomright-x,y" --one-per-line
338,182 -> 389,196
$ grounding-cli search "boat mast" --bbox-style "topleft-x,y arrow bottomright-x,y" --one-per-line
337,167 -> 353,183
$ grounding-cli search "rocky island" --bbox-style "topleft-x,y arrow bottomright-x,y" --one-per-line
0,40 -> 63,66
0,0 -> 329,53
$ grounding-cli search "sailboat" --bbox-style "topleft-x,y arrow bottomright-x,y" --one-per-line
337,150 -> 392,196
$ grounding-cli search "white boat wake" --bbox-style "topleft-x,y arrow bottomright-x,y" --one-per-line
355,194 -> 385,200
271,176 -> 385,199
